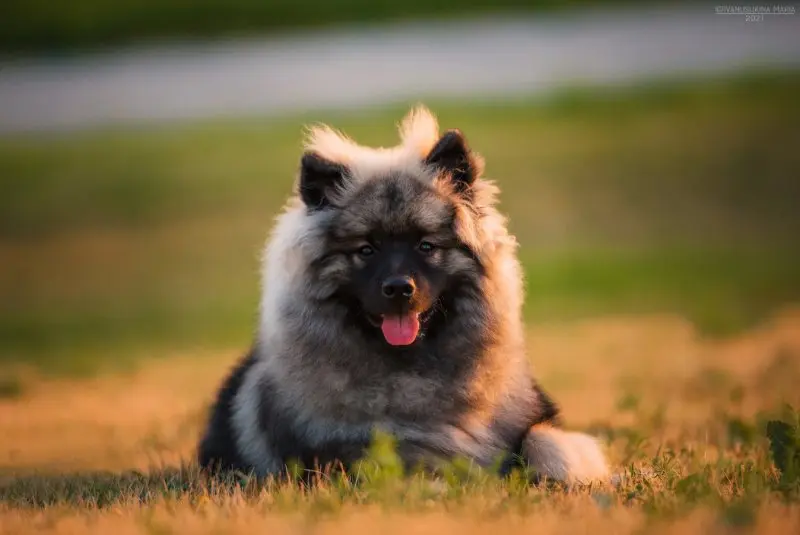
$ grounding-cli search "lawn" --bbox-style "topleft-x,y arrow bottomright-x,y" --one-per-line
1,72 -> 800,534
1,313 -> 799,534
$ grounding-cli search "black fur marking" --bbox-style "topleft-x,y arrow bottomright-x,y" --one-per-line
384,180 -> 405,210
532,382 -> 561,426
497,381 -> 562,476
425,129 -> 476,194
299,152 -> 348,210
197,349 -> 259,474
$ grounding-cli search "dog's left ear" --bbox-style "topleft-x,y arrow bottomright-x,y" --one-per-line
424,129 -> 482,194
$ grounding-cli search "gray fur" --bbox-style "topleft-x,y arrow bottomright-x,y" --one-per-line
197,106 -> 609,483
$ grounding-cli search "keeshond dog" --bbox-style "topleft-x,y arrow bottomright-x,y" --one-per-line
197,106 -> 609,484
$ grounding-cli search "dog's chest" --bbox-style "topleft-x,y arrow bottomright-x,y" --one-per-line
306,367 -> 474,422
274,360 -> 528,469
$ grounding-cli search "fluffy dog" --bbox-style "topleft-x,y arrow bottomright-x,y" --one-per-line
197,106 -> 610,484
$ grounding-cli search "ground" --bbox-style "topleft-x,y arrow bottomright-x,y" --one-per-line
2,312 -> 800,534
1,73 -> 799,533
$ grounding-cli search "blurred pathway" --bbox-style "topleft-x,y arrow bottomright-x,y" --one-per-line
0,3 -> 798,133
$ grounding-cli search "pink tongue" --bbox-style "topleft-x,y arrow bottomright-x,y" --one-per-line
381,314 -> 420,346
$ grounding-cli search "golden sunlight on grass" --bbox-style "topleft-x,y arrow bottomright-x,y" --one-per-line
2,311 -> 800,535
3,310 -> 800,474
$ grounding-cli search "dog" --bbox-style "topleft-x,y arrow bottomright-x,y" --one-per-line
197,106 -> 610,484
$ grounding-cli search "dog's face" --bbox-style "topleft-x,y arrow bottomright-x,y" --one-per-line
301,131 -> 484,347
328,176 -> 463,346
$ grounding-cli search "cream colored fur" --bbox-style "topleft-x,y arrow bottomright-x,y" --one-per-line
523,425 -> 611,485
303,105 -> 440,182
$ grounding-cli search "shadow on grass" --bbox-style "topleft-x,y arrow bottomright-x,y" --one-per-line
0,466 -> 212,508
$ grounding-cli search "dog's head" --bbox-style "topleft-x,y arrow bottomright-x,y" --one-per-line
298,108 -> 487,347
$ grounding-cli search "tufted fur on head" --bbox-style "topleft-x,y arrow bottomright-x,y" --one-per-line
303,105 -> 444,182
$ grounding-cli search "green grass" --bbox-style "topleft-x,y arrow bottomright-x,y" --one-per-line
1,72 -> 799,375
0,0 -> 644,55
522,247 -> 800,335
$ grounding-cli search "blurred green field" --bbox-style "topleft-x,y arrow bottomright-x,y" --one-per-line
0,0 -> 642,54
1,72 -> 799,375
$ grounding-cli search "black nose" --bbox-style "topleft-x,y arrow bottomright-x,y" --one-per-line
382,276 -> 416,299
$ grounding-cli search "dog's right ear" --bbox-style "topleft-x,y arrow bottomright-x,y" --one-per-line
298,152 -> 348,210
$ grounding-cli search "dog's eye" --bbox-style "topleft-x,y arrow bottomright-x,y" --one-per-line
358,245 -> 374,257
418,241 -> 435,254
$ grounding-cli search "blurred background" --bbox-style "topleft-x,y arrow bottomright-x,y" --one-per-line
0,0 -> 799,380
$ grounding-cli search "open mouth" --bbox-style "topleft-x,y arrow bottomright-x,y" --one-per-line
366,308 -> 435,346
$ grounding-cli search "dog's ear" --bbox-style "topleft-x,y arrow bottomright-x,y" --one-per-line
424,129 -> 482,194
298,152 -> 348,210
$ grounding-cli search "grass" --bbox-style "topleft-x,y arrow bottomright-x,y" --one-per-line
2,312 -> 800,533
521,247 -> 800,335
0,0 -> 645,55
1,72 -> 799,376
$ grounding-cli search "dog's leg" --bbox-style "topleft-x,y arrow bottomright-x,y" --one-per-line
521,424 -> 610,484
